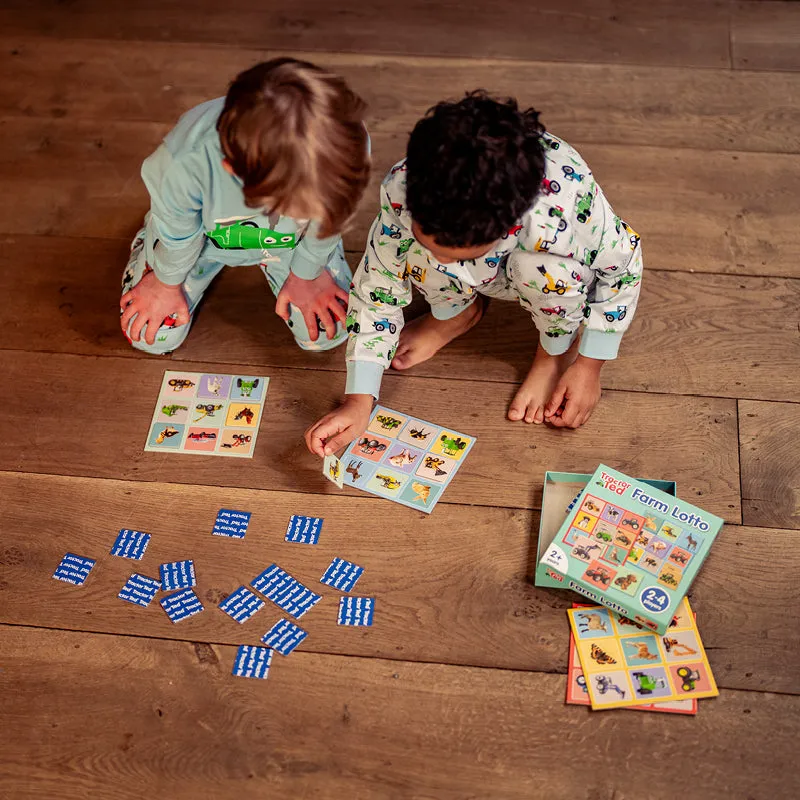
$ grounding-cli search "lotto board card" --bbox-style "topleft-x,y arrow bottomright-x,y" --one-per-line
144,371 -> 268,458
538,464 -> 723,633
567,598 -> 718,710
331,405 -> 476,513
566,604 -> 698,715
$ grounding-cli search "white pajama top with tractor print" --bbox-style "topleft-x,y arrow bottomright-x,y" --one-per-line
344,134 -> 644,398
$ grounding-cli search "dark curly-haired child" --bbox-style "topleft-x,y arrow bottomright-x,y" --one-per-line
306,91 -> 642,454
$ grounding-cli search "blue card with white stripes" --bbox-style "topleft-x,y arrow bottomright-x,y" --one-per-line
320,557 -> 364,592
251,564 -> 322,619
52,553 -> 95,586
160,560 -> 196,591
212,509 -> 251,539
160,588 -> 204,622
285,515 -> 323,544
219,586 -> 265,623
118,573 -> 161,607
111,529 -> 151,560
261,618 -> 308,656
337,596 -> 375,627
232,645 -> 273,679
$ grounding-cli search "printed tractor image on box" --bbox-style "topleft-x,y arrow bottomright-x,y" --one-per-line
535,465 -> 723,634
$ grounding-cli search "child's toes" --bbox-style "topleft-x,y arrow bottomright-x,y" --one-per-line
507,399 -> 525,421
533,404 -> 546,424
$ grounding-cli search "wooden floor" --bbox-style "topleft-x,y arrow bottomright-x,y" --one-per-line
1,2 -> 799,798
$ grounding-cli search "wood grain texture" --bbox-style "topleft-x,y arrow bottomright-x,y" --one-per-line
0,0 -> 733,68
0,472 -> 794,691
4,37 -> 799,153
2,626 -> 799,800
1,117 -> 799,278
4,242 -> 798,404
0,350 -> 742,520
732,1 -> 800,71
740,400 -> 800,529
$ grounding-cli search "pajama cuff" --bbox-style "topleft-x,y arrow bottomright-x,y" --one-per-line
289,252 -> 325,281
579,329 -> 623,361
346,360 -> 385,399
152,257 -> 191,287
539,330 -> 578,357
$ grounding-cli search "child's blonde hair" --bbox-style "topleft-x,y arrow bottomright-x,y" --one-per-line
217,58 -> 370,238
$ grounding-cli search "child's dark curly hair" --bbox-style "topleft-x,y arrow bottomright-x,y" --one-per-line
406,91 -> 545,247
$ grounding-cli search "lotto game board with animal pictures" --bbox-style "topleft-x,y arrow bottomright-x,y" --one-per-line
566,604 -> 698,715
567,598 -> 718,710
144,371 -> 268,458
537,464 -> 724,633
325,405 -> 475,513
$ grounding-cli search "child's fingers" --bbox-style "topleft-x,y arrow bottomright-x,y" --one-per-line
129,312 -> 147,343
274,292 -> 291,321
144,317 -> 159,346
302,309 -> 320,342
556,399 -> 581,428
175,304 -> 191,327
329,298 -> 347,324
544,381 -> 567,417
120,289 -> 134,309
323,427 -> 353,456
120,303 -> 138,331
318,308 -> 336,340
334,287 -> 350,311
304,422 -> 327,456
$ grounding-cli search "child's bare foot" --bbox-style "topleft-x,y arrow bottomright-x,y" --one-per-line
391,298 -> 485,370
508,339 -> 582,424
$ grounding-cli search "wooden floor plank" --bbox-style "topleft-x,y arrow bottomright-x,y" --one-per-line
732,0 -> 800,71
4,37 -> 800,153
740,400 -> 800,530
2,625 -> 799,800
1,118 -> 799,278
0,350 -> 742,521
0,0 -> 732,69
0,472 -> 794,691
4,240 -> 799,404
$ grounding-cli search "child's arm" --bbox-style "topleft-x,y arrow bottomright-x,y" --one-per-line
120,147 -> 204,345
275,222 -> 350,342
305,178 -> 412,455
545,186 -> 643,427
571,184 -> 643,362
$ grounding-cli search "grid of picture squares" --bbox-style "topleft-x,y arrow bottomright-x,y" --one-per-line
342,406 -> 476,513
568,599 -> 718,709
145,371 -> 268,458
562,493 -> 699,605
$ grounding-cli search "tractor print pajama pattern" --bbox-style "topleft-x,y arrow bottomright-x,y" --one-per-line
344,134 -> 644,398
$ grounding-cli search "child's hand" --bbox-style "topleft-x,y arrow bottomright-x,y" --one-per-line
120,271 -> 190,346
305,395 -> 373,457
544,356 -> 603,429
276,270 -> 349,341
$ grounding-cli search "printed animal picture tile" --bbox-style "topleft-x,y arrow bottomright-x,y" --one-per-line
397,421 -> 440,448
384,444 -> 425,474
145,371 -> 268,458
337,406 -> 475,514
349,434 -> 392,463
566,608 -> 698,715
568,598 -> 718,710
367,411 -> 408,438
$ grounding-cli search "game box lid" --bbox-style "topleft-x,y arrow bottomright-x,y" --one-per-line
536,464 -> 723,634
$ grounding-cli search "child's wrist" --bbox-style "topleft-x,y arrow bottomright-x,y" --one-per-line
575,354 -> 605,373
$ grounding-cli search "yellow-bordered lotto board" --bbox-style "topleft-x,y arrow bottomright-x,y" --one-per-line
566,603 -> 697,715
567,598 -> 718,709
